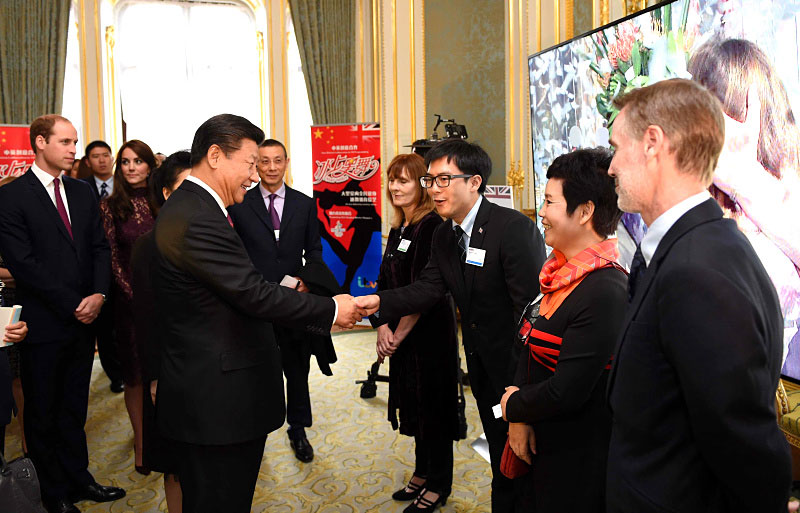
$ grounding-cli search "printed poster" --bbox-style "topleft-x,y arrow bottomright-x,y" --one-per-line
312,123 -> 382,297
0,125 -> 34,178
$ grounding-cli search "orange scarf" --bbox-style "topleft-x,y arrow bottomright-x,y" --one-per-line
538,238 -> 620,319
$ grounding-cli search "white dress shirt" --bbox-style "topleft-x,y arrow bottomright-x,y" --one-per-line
93,175 -> 113,197
31,162 -> 71,223
185,175 -> 228,217
640,191 -> 711,266
452,194 -> 483,247
259,182 -> 285,219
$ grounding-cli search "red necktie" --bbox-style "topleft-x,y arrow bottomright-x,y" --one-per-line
227,213 -> 234,227
53,177 -> 73,239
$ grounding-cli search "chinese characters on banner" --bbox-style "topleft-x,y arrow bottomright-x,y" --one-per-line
312,123 -> 381,297
0,125 -> 34,178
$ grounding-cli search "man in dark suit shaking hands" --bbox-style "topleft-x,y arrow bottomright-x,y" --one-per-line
152,114 -> 364,513
606,79 -> 791,512
228,138 -> 328,463
0,115 -> 125,513
357,140 -> 546,512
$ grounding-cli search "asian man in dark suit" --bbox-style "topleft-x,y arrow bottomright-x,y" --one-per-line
0,115 -> 125,513
79,140 -> 123,394
605,79 -> 791,512
228,138 -> 330,463
152,114 -> 365,513
357,139 -> 546,512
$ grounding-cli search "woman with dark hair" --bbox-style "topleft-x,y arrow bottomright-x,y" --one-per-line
689,37 -> 800,377
99,139 -> 158,474
500,148 -> 627,512
132,150 -> 191,512
376,153 -> 460,512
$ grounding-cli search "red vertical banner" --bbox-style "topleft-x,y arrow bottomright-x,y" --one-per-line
312,123 -> 382,297
0,125 -> 34,178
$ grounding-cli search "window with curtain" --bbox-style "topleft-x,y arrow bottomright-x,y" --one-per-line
115,0 -> 262,154
62,1 -> 84,155
286,7 -> 314,196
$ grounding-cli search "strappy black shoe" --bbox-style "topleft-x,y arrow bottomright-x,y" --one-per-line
403,487 -> 448,512
392,475 -> 426,501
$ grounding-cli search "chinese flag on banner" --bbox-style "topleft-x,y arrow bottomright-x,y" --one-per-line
0,125 -> 34,178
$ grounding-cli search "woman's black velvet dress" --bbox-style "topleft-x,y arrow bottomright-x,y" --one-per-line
378,212 -> 460,441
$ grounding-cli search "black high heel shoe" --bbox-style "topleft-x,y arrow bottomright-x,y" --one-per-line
403,488 -> 448,512
392,475 -> 426,501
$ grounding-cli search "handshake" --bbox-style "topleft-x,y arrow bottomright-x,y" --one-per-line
331,294 -> 381,329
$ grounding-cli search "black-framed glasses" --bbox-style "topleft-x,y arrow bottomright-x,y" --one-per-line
420,174 -> 473,188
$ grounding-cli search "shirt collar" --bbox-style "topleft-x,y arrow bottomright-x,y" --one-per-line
259,182 -> 285,199
31,162 -> 59,188
452,195 -> 483,238
184,175 -> 228,217
640,191 -> 710,266
94,175 -> 113,186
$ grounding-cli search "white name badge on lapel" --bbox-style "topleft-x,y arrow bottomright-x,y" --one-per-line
397,239 -> 412,253
466,247 -> 486,267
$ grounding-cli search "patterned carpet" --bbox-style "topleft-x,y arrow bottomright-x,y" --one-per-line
3,330 -> 492,512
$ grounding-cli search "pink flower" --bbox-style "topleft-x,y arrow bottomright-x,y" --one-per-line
608,21 -> 637,68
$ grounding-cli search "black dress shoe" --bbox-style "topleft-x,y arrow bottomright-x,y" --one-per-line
110,381 -> 124,393
392,475 -> 426,501
403,488 -> 448,512
289,436 -> 314,463
49,499 -> 80,513
74,482 -> 126,503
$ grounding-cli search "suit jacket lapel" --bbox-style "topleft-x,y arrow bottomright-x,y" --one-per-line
25,170 -> 74,246
440,221 -> 467,308
63,177 -> 85,243
607,198 -> 722,400
464,198 -> 491,304
280,186 -> 298,231
246,187 -> 276,235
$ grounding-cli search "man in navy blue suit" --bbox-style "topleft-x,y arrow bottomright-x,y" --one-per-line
606,79 -> 791,512
229,139 -> 329,463
0,115 -> 125,513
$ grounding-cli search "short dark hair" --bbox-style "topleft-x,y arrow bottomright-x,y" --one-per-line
260,138 -> 287,158
29,114 -> 70,153
152,150 -> 192,208
545,147 -> 622,237
424,139 -> 492,194
85,140 -> 112,156
190,114 -> 265,166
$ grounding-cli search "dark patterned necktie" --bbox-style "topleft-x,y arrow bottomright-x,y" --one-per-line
53,178 -> 73,239
99,182 -> 108,199
454,225 -> 467,272
627,244 -> 646,302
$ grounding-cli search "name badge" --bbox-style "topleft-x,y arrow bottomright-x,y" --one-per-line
274,229 -> 280,241
398,239 -> 412,253
466,247 -> 486,267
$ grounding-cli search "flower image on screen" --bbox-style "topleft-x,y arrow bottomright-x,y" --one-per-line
529,0 -> 800,380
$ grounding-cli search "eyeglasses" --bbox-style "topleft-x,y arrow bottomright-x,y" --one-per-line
420,174 -> 473,188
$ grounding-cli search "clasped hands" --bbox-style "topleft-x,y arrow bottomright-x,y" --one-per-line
376,324 -> 402,362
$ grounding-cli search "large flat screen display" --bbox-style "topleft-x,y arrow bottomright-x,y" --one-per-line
529,0 -> 800,380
